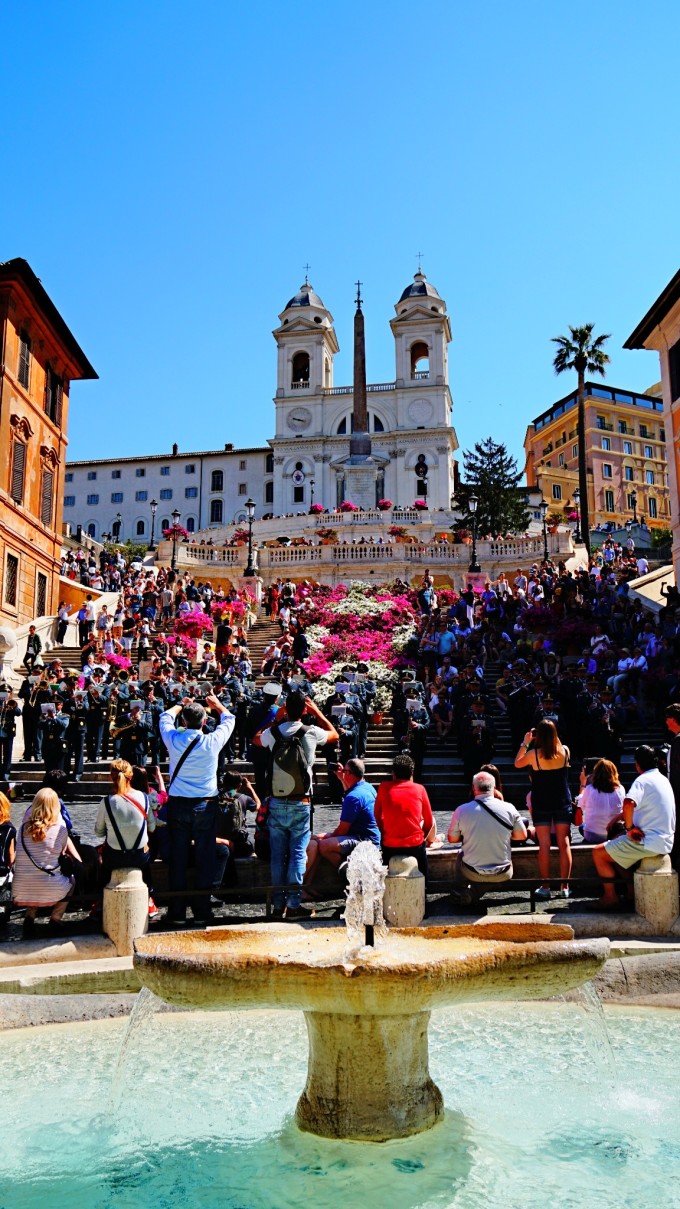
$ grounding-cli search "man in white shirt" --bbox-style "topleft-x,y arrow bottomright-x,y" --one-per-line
254,689 -> 338,918
637,555 -> 649,576
592,745 -> 675,910
447,771 -> 527,902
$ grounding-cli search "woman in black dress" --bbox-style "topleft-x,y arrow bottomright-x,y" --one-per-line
515,719 -> 572,901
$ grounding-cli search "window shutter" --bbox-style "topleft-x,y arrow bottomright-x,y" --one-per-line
11,441 -> 26,503
54,381 -> 63,427
44,368 -> 52,417
41,469 -> 54,527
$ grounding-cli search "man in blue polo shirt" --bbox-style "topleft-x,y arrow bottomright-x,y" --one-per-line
302,758 -> 380,900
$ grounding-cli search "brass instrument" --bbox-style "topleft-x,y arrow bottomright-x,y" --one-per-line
111,721 -> 134,739
107,687 -> 119,724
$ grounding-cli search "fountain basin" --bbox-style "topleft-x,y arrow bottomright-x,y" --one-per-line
134,921 -> 610,1141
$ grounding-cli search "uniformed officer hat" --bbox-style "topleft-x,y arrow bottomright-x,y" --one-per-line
341,664 -> 356,675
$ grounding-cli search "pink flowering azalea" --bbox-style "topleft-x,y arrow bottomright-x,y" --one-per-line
309,503 -> 324,514
339,501 -> 358,512
162,524 -> 190,541
173,610 -> 213,638
105,654 -> 132,671
413,499 -> 428,510
377,499 -> 393,510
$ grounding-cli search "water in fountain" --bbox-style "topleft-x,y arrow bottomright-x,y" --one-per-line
343,840 -> 388,957
570,980 -> 616,1081
108,986 -> 160,1111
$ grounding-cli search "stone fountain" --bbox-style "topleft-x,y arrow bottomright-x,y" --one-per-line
134,842 -> 609,1143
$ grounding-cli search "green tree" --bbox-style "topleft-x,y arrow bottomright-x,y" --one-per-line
552,324 -> 610,558
457,438 -> 531,538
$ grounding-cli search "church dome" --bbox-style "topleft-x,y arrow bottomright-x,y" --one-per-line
284,279 -> 327,310
398,270 -> 441,303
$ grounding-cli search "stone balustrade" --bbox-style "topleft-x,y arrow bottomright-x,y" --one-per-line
314,509 -> 423,525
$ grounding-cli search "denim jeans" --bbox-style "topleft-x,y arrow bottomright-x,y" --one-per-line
267,798 -> 311,909
167,796 -> 218,921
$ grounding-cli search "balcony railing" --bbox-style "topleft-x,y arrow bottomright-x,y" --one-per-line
291,380 -> 310,390
596,422 -> 614,431
323,382 -> 396,396
315,509 -> 423,525
412,371 -> 430,380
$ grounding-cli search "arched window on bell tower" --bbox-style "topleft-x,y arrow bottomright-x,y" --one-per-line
291,351 -> 310,389
411,342 -> 430,379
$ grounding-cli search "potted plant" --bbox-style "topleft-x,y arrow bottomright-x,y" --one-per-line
340,500 -> 358,513
377,499 -> 393,511
413,499 -> 428,511
309,503 -> 324,515
317,527 -> 339,544
388,524 -> 408,542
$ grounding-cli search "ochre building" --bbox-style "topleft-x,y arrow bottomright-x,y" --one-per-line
0,258 -> 96,630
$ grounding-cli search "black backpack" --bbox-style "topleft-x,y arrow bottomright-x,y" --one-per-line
270,723 -> 312,799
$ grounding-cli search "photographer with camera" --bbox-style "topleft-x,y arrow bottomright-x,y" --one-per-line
254,689 -> 338,919
160,692 -> 235,924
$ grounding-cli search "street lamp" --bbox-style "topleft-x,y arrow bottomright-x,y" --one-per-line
468,493 -> 481,573
309,478 -> 315,508
573,488 -> 581,543
170,507 -> 180,571
113,513 -> 122,542
149,498 -> 158,551
631,488 -> 638,525
540,497 -> 549,562
243,497 -> 257,577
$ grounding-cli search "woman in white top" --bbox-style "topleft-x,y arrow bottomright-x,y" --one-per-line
13,789 -> 82,936
95,759 -> 155,884
579,758 -> 625,843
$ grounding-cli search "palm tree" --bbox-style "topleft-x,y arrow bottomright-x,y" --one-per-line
552,324 -> 610,557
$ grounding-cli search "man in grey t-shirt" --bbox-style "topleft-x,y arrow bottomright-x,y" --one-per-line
447,771 -> 527,901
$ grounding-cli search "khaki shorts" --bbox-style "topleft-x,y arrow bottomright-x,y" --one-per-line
604,834 -> 665,870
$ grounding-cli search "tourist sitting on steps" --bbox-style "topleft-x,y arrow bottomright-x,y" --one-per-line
447,771 -> 527,905
12,788 -> 82,936
302,758 -> 380,903
374,753 -> 435,880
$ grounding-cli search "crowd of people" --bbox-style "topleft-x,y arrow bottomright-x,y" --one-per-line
1,538 -> 680,931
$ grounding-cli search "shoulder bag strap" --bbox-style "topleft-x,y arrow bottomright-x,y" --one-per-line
168,734 -> 201,789
104,795 -> 131,853
20,824 -> 58,875
476,799 -> 515,832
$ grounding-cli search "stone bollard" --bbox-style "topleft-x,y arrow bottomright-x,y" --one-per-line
634,855 -> 679,935
382,856 -> 425,927
103,868 -> 149,956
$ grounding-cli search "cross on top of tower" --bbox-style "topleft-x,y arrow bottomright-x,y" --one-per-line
355,279 -> 363,310
415,251 -> 424,273
303,263 -> 311,284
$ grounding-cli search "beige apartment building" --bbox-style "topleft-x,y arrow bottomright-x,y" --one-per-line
524,381 -> 669,533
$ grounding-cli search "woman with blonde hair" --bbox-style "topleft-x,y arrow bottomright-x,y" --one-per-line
515,718 -> 573,901
12,788 -> 81,936
0,792 -> 16,928
579,758 -> 625,844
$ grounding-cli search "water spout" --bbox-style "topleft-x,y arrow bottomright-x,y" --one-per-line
344,841 -> 388,957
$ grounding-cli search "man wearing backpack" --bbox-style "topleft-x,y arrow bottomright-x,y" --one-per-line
254,689 -> 338,919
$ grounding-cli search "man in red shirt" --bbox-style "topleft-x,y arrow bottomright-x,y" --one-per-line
374,753 -> 436,878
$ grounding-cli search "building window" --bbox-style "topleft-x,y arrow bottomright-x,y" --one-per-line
238,483 -> 247,495
601,437 -> 611,451
604,490 -> 615,512
160,466 -> 170,476
558,453 -> 565,467
602,464 -> 613,479
596,415 -> 607,430
239,459 -> 246,471
627,492 -> 636,510
161,517 -> 170,531
41,470 -> 54,527
211,470 -> 223,492
552,484 -> 562,501
44,367 -> 63,425
185,464 -> 196,474
135,490 -> 148,502
186,517 -> 195,532
624,466 -> 634,482
185,486 -> 198,498
65,472 -> 73,483
644,444 -> 653,459
87,471 -> 97,481
623,441 -> 632,456
337,417 -> 347,435
87,523 -> 96,538
64,495 -> 75,507
136,520 -> 146,536
210,499 -> 223,523
111,492 -> 123,503
649,497 -> 658,519
618,420 -> 628,434
264,480 -> 273,504
111,469 -> 121,479
87,493 -> 99,505
10,441 -> 26,504
410,341 -> 430,377
572,444 -> 578,460
291,351 -> 310,386
4,553 -> 18,608
135,468 -> 145,478
265,453 -> 274,474
36,572 -> 48,618
660,428 -> 666,442
160,488 -> 172,500
646,470 -> 655,485
18,331 -> 31,389
293,485 -> 304,503
639,425 -> 649,438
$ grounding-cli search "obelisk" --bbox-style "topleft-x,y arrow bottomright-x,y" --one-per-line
343,280 -> 379,508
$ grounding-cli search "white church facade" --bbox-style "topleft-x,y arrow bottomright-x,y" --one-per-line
63,271 -> 458,540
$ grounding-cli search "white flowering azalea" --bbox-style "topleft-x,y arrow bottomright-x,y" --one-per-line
305,624 -> 330,652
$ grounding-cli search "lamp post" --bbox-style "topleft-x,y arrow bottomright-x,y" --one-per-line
170,507 -> 180,571
310,478 -> 315,509
631,488 -> 638,525
468,493 -> 481,573
573,488 -> 581,543
540,497 -> 549,563
243,497 -> 256,577
113,513 -> 122,543
149,498 -> 158,551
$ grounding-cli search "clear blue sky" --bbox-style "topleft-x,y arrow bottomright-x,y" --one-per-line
3,1 -> 678,476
